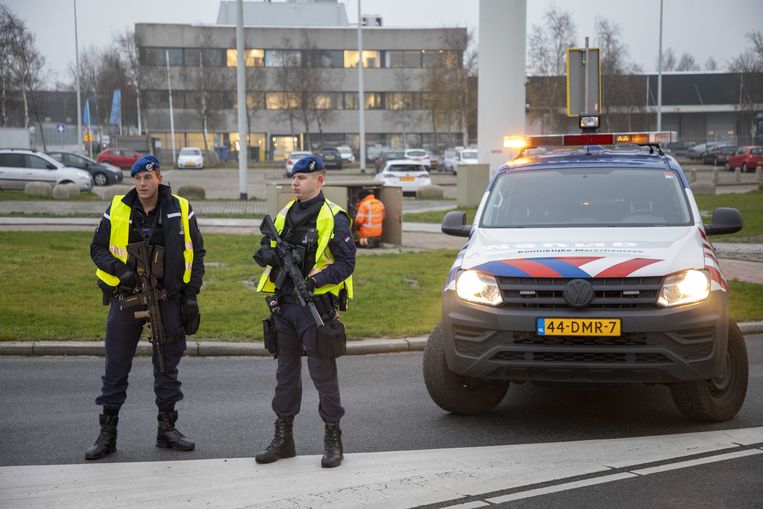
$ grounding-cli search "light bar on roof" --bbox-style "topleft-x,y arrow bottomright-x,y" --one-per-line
504,131 -> 678,149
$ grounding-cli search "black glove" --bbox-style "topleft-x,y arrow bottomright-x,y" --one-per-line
253,246 -> 280,268
305,277 -> 317,291
181,294 -> 200,335
116,267 -> 141,293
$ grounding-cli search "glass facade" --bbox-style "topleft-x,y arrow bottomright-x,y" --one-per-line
343,50 -> 381,68
226,49 -> 265,67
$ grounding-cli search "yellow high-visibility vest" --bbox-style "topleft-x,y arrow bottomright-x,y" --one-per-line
95,194 -> 193,286
257,199 -> 353,299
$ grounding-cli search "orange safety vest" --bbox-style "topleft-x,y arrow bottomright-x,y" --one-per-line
355,195 -> 385,238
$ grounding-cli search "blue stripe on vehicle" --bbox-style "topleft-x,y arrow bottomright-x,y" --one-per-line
532,258 -> 592,278
473,260 -> 531,277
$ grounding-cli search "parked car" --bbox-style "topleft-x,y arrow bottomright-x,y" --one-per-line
725,146 -> 763,172
701,146 -> 737,166
374,150 -> 405,173
373,159 -> 431,197
47,151 -> 123,186
285,150 -> 313,176
440,149 -> 458,172
316,147 -> 343,169
366,145 -> 386,163
96,148 -> 143,170
177,147 -> 205,169
665,140 -> 694,157
453,148 -> 479,175
687,142 -> 725,160
0,149 -> 93,191
336,145 -> 355,164
404,148 -> 431,169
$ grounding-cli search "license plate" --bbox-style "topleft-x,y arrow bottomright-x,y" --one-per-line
400,176 -> 415,181
537,318 -> 621,336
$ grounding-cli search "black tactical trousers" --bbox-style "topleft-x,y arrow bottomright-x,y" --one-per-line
271,303 -> 345,423
95,297 -> 187,411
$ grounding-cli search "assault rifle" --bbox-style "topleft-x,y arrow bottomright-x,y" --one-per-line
260,215 -> 324,327
119,239 -> 168,373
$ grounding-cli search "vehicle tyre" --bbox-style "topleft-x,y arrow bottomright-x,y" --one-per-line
423,322 -> 509,415
742,163 -> 748,173
93,173 -> 108,186
669,321 -> 748,422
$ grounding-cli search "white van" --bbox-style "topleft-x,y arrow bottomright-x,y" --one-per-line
424,130 -> 748,423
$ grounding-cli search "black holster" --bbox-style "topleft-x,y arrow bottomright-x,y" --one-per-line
263,315 -> 278,358
316,318 -> 347,360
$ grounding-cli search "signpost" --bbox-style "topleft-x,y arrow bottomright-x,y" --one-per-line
56,124 -> 65,150
566,39 -> 601,117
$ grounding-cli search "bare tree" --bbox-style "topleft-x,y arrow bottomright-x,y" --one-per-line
526,6 -> 576,132
705,56 -> 718,71
272,37 -> 300,142
116,29 -> 143,133
181,28 -> 227,157
676,53 -> 700,71
245,63 -> 266,154
384,70 -> 421,148
0,6 -> 24,127
659,48 -> 677,72
728,31 -> 763,143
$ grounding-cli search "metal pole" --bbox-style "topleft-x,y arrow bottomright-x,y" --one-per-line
74,0 -> 82,151
136,84 -> 142,134
657,0 -> 663,131
584,36 -> 589,115
357,0 -> 366,173
166,50 -> 176,163
235,0 -> 248,200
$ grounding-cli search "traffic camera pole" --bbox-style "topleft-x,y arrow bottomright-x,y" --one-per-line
236,0 -> 248,200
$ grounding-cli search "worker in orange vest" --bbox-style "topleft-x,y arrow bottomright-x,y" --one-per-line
354,189 -> 385,248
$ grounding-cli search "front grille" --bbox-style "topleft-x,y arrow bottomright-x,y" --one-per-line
498,276 -> 663,309
491,350 -> 671,364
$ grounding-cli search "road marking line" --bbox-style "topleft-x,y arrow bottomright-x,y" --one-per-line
485,472 -> 638,504
633,448 -> 763,475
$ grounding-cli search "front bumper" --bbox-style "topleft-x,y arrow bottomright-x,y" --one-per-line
442,290 -> 728,384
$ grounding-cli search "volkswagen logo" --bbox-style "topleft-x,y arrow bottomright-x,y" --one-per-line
563,279 -> 594,307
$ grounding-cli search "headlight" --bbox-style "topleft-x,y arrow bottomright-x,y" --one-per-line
456,270 -> 503,306
657,269 -> 710,307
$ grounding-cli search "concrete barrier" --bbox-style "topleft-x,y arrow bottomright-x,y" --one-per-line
735,167 -> 741,183
24,181 -> 52,197
712,168 -> 720,185
177,185 -> 206,200
101,185 -> 133,201
691,181 -> 717,195
415,184 -> 444,200
52,183 -> 80,200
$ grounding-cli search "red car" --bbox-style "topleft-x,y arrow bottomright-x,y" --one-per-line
725,146 -> 763,172
97,148 -> 143,171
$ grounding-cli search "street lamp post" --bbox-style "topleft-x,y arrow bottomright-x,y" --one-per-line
73,0 -> 82,151
166,50 -> 176,163
357,0 -> 366,173
657,0 -> 664,131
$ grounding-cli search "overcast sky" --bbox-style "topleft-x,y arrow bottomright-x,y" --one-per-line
5,0 -> 763,86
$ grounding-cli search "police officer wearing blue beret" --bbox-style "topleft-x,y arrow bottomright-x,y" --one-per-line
253,155 -> 356,468
86,155 -> 205,460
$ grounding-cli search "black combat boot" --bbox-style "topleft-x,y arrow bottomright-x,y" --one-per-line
255,417 -> 296,464
156,410 -> 195,451
321,422 -> 343,468
85,414 -> 118,460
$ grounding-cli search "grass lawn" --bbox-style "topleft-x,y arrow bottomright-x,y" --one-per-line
0,232 -> 456,341
404,207 -> 478,224
2,231 -> 762,342
694,191 -> 763,241
0,190 -> 101,201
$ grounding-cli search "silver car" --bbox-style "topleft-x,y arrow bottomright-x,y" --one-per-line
0,149 -> 93,191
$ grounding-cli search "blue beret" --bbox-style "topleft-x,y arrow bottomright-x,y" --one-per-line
130,155 -> 161,177
291,155 -> 324,175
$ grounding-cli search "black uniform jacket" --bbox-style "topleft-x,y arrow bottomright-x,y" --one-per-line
90,184 -> 205,297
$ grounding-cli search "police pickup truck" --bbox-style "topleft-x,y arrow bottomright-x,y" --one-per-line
423,125 -> 748,422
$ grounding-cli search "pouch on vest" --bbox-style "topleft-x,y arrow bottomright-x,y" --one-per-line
316,318 -> 346,360
262,316 -> 278,357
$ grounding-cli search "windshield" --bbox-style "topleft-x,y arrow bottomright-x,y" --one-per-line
481,167 -> 692,228
387,164 -> 426,173
180,149 -> 201,156
461,150 -> 478,159
407,150 -> 427,157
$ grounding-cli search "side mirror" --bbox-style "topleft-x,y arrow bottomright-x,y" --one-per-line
442,210 -> 471,237
704,207 -> 743,236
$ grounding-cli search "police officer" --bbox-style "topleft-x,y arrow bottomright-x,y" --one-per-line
86,155 -> 205,460
253,155 -> 355,468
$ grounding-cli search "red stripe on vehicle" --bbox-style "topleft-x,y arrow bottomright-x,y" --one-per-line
706,265 -> 728,291
698,228 -> 708,240
595,258 -> 661,277
501,259 -> 562,277
554,256 -> 603,267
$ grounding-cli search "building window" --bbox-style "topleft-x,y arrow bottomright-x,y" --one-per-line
226,49 -> 265,67
141,47 -> 183,66
422,50 -> 460,68
265,49 -> 302,67
203,49 -> 225,67
343,92 -> 358,110
266,92 -> 300,109
385,50 -> 421,68
365,92 -> 383,110
386,92 -> 420,110
343,50 -> 381,68
246,92 -> 265,109
144,90 -> 169,108
312,93 -> 342,109
306,50 -> 344,68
